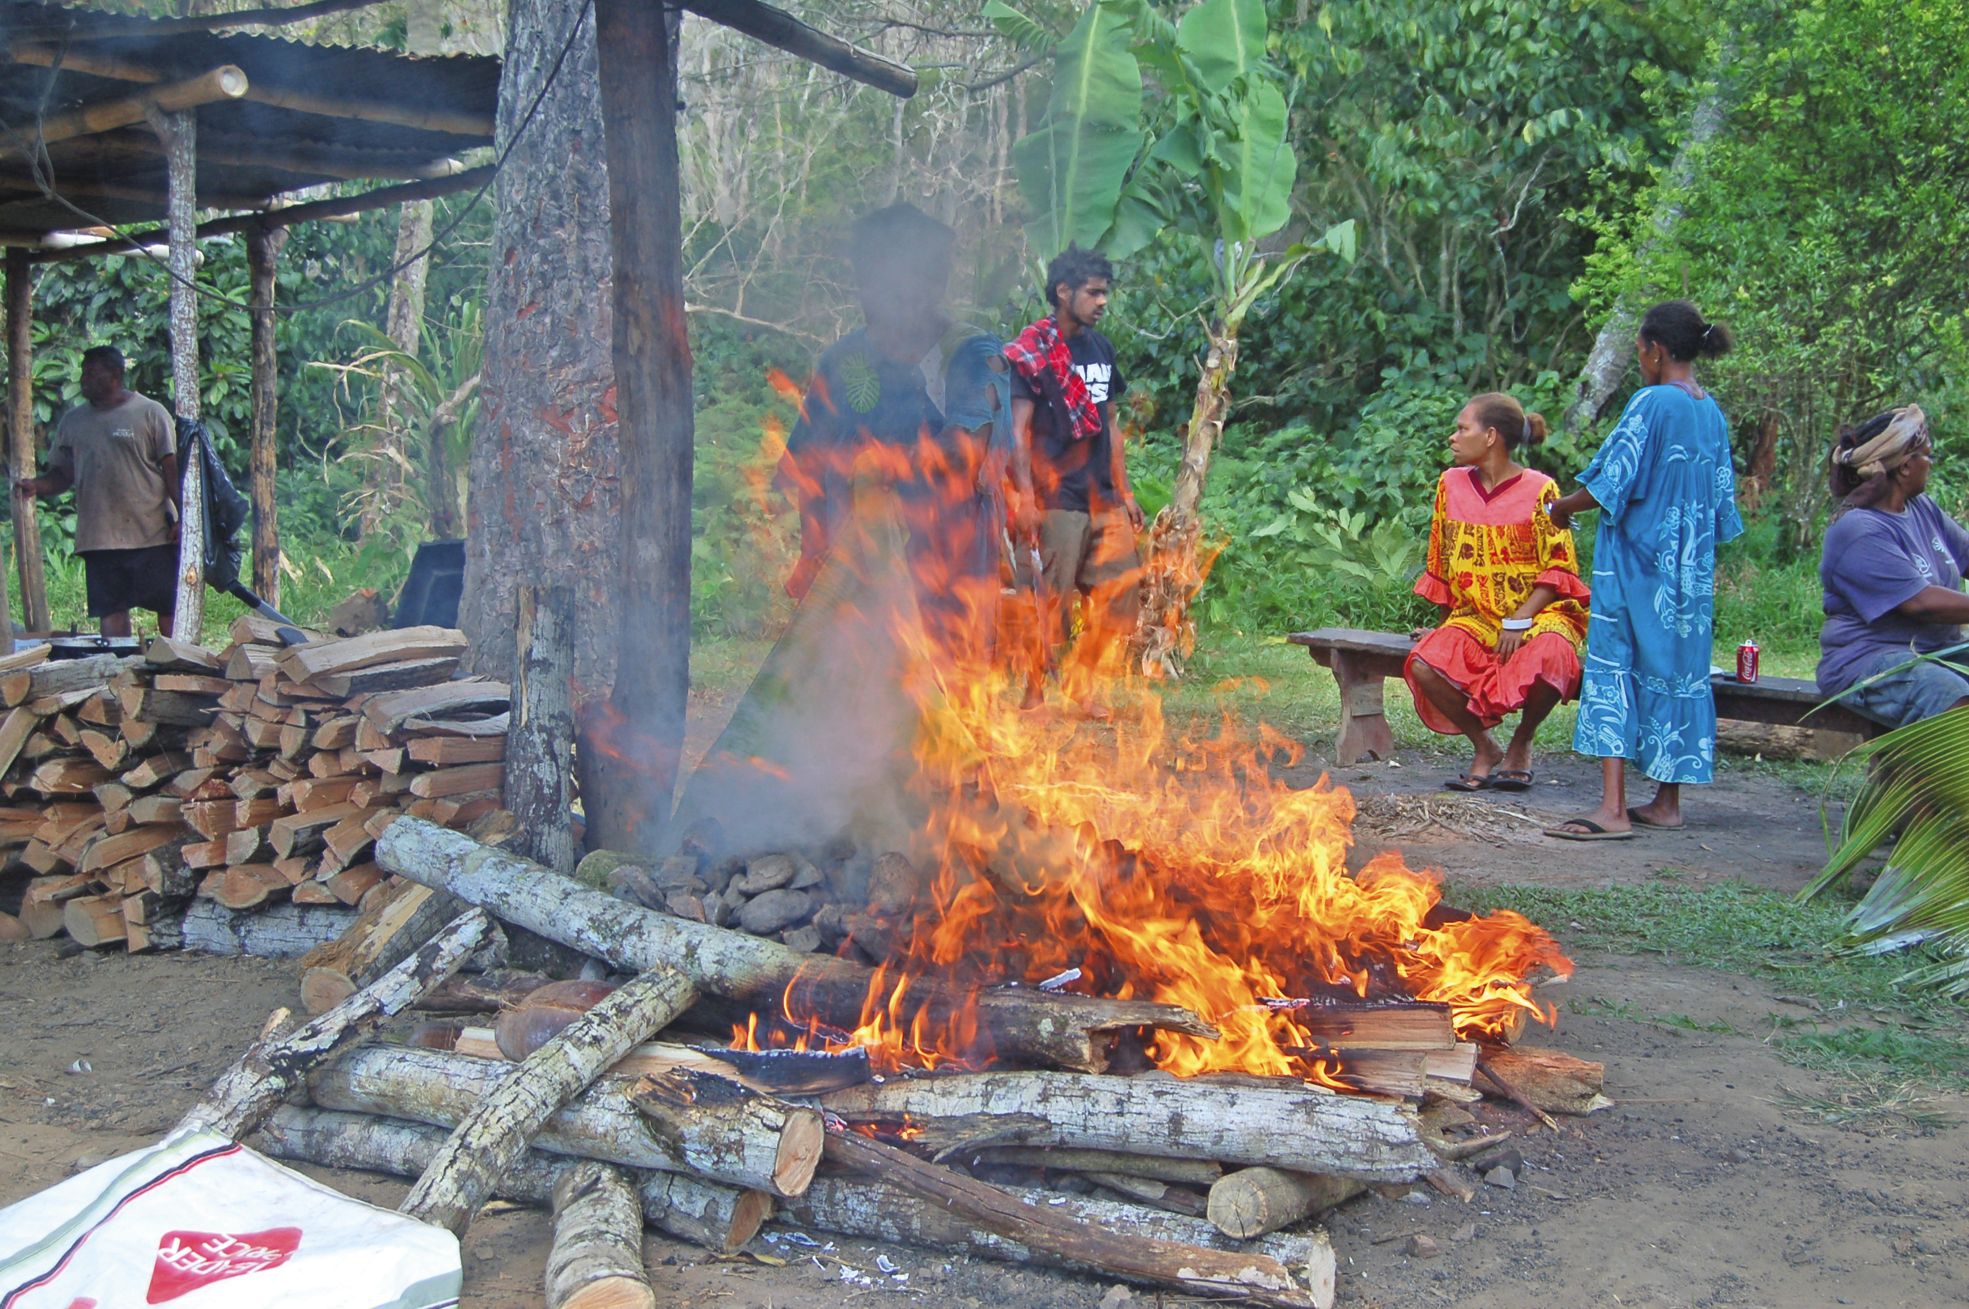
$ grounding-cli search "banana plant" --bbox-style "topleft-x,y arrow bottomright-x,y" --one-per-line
994,0 -> 1355,676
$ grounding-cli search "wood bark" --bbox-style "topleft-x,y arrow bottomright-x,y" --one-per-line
366,199 -> 434,537
821,1071 -> 1432,1182
376,818 -> 1217,1071
547,1161 -> 656,1309
1477,1045 -> 1610,1116
1207,1168 -> 1364,1239
505,584 -> 576,872
779,1174 -> 1334,1306
400,967 -> 695,1233
148,105 -> 205,637
246,224 -> 289,607
966,1147 -> 1222,1188
255,1106 -> 768,1252
459,0 -> 621,700
176,907 -> 489,1137
309,1045 -> 814,1195
4,247 -> 45,632
588,0 -> 692,852
297,880 -> 464,1013
180,897 -> 359,956
630,1068 -> 824,1198
1134,320 -> 1238,679
823,1129 -> 1325,1308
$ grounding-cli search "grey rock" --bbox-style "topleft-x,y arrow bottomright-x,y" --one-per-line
787,857 -> 826,891
654,854 -> 707,891
737,853 -> 798,896
781,924 -> 824,954
663,892 -> 708,923
1483,1165 -> 1517,1190
1403,1234 -> 1441,1258
739,887 -> 813,935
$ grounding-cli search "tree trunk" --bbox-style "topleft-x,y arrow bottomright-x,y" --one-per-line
460,0 -> 620,694
367,199 -> 435,536
820,1070 -> 1432,1181
780,1174 -> 1334,1306
587,0 -> 692,852
1560,46 -> 1735,435
4,247 -> 45,633
247,224 -> 289,607
1133,318 -> 1237,679
176,907 -> 489,1137
400,967 -> 696,1233
256,1106 -> 768,1252
505,584 -> 576,872
148,105 -> 204,638
547,1161 -> 656,1309
179,897 -> 359,956
376,817 -> 1217,1071
309,1045 -> 818,1195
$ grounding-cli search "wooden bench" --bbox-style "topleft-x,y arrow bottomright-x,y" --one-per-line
1287,627 -> 1879,764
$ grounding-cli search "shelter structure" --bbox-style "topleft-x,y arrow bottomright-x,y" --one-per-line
0,0 -> 500,641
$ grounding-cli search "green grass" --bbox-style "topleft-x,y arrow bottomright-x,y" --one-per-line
1460,877 -> 1969,1091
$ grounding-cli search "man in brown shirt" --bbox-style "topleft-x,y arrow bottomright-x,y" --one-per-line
17,346 -> 180,637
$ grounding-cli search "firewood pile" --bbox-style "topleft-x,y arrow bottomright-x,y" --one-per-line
226,818 -> 1610,1309
0,620 -> 513,952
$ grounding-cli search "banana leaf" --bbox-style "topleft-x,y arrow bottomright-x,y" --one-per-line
1012,0 -> 1146,259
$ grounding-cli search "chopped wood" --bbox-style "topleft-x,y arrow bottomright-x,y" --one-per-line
30,757 -> 112,794
79,824 -> 178,873
324,863 -> 386,906
400,968 -> 698,1234
19,839 -> 63,875
1477,1046 -> 1610,1116
359,747 -> 406,774
230,767 -> 282,799
124,789 -> 185,823
271,802 -> 362,858
183,837 -> 230,869
243,716 -> 285,749
20,874 -> 88,936
379,818 -> 1215,1073
77,728 -> 128,770
232,795 -> 285,829
2,652 -> 135,706
1080,1171 -> 1207,1217
255,1107 -> 768,1254
119,686 -> 219,727
62,893 -> 128,948
202,864 -> 290,910
822,1128 -> 1325,1308
149,760 -> 205,792
144,635 -> 224,672
32,802 -> 97,845
225,826 -> 270,864
93,780 -> 136,813
0,643 -> 51,673
546,1161 -> 656,1309
350,774 -> 416,808
143,844 -> 195,897
225,642 -> 281,682
407,794 -> 501,827
277,626 -> 468,684
50,710 -> 85,745
406,734 -> 506,766
230,614 -> 320,647
278,723 -> 311,757
297,880 -> 462,1014
630,1068 -> 826,1199
1207,1168 -> 1365,1239
175,907 -> 490,1138
0,707 -> 39,776
311,656 -> 463,698
312,715 -> 360,750
155,673 -> 231,696
293,881 -> 343,906
310,1047 -> 813,1195
0,911 -> 31,941
408,762 -> 503,799
402,712 -> 510,738
284,776 -> 361,810
123,717 -> 191,752
179,898 -> 358,957
362,679 -> 510,735
323,809 -> 387,864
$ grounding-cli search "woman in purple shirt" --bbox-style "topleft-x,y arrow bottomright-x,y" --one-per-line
1818,404 -> 1969,726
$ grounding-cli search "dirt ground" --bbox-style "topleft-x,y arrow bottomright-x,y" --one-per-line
3,739 -> 1965,1309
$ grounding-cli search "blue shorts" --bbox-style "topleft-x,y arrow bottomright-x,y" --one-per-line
1836,652 -> 1969,729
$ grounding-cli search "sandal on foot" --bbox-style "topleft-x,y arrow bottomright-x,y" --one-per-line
1543,818 -> 1634,841
1490,769 -> 1534,792
1443,773 -> 1493,792
1627,806 -> 1684,830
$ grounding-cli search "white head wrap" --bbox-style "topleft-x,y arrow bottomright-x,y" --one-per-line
1835,405 -> 1929,480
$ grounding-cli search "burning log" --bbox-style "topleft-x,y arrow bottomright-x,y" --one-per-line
377,818 -> 1218,1072
547,1162 -> 656,1309
309,1046 -> 822,1196
1206,1168 -> 1365,1239
630,1068 -> 828,1197
399,968 -> 698,1234
822,1127 -> 1327,1308
821,1071 -> 1433,1182
256,1106 -> 768,1253
176,907 -> 490,1138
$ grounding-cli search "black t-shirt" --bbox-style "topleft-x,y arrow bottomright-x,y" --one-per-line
1012,328 -> 1127,513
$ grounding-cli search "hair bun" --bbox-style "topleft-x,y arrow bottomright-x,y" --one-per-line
1523,411 -> 1548,447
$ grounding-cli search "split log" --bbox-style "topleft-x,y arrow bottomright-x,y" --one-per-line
1477,1046 -> 1610,1116
255,1106 -> 767,1253
0,707 -> 41,775
822,1071 -> 1432,1181
363,680 -> 510,734
144,635 -> 224,671
1207,1168 -> 1365,1239
276,626 -> 469,684
1,652 -> 134,706
297,880 -> 463,1014
310,656 -> 462,698
399,968 -> 697,1233
547,1162 -> 656,1309
823,1128 -> 1326,1308
377,818 -> 1217,1072
309,1046 -> 818,1195
180,898 -> 359,956
176,908 -> 490,1137
62,893 -> 128,948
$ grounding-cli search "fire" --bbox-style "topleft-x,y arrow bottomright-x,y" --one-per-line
721,401 -> 1570,1087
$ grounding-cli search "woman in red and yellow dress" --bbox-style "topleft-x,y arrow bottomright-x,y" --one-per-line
1405,393 -> 1589,792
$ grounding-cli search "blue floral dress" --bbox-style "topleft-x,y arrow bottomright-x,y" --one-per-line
1570,381 -> 1744,783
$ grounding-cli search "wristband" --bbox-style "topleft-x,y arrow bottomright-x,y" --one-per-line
1499,618 -> 1533,632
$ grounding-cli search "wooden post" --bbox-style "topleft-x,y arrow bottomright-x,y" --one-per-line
508,584 -> 576,872
588,0 -> 692,853
5,248 -> 48,633
148,106 -> 205,639
247,224 -> 288,608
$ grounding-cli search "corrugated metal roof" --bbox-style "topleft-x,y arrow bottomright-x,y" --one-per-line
0,0 -> 500,236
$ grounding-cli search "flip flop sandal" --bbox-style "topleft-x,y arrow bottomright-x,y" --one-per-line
1442,774 -> 1493,792
1489,769 -> 1534,792
1627,806 -> 1685,830
1543,818 -> 1634,841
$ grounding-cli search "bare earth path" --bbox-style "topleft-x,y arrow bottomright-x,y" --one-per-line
3,745 -> 1964,1308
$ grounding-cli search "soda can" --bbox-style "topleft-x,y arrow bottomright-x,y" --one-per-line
1736,639 -> 1759,684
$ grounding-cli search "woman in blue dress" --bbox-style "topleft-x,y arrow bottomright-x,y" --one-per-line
1544,301 -> 1744,839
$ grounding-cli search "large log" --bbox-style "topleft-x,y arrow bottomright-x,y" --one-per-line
181,898 -> 362,957
255,1106 -> 768,1253
548,1162 -> 656,1309
630,1068 -> 824,1197
176,908 -> 490,1138
1207,1168 -> 1365,1239
822,1128 -> 1325,1309
822,1072 -> 1430,1182
310,1046 -> 819,1195
378,818 -> 1216,1071
400,968 -> 697,1233
780,1174 -> 1334,1305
